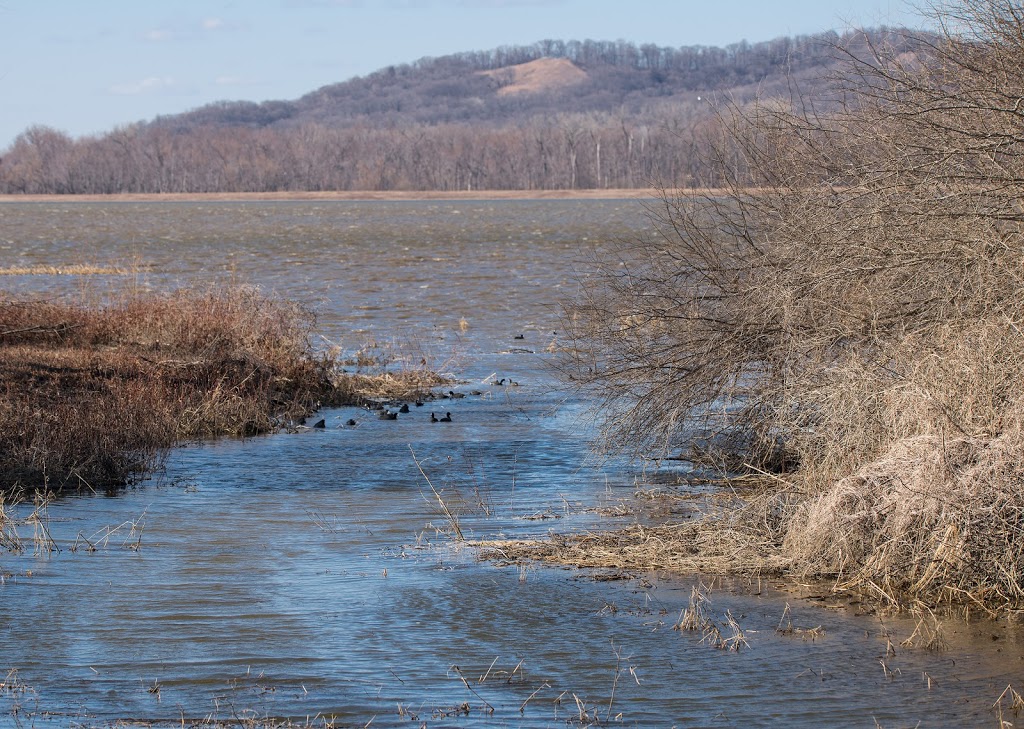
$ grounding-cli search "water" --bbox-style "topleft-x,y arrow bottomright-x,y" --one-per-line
0,200 -> 1021,728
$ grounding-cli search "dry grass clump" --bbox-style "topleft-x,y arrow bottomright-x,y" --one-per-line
0,285 -> 441,493
785,430 -> 1024,609
335,368 -> 450,406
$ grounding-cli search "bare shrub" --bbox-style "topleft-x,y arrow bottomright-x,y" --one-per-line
560,0 -> 1024,609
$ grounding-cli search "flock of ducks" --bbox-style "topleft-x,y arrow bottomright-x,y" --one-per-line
305,375 -> 517,429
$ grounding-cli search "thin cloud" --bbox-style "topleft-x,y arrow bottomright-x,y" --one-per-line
109,76 -> 177,95
214,75 -> 247,86
144,28 -> 174,42
286,0 -> 565,7
143,17 -> 242,42
457,0 -> 568,6
284,0 -> 363,7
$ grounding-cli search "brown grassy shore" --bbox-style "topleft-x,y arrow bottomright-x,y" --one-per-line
0,286 -> 445,493
0,188 -> 661,203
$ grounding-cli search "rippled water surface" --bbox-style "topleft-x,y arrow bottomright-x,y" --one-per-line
0,200 -> 1022,728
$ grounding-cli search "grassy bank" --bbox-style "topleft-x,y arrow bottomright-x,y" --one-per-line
483,1 -> 1024,616
0,285 -> 445,493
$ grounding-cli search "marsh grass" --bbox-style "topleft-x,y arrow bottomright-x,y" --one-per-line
0,285 -> 448,494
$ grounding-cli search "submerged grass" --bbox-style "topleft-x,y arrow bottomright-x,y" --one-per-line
476,433 -> 1024,613
0,284 -> 448,494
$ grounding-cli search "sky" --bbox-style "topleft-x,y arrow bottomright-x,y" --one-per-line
0,0 -> 921,150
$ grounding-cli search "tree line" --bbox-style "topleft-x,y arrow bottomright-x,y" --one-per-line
0,106 -> 717,194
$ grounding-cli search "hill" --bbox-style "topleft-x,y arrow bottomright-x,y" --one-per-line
0,30 -> 913,194
153,33 -> 858,131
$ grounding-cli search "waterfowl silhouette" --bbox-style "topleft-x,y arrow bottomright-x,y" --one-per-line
312,418 -> 326,429
439,412 -> 453,422
430,412 -> 439,422
398,403 -> 410,413
448,390 -> 465,399
379,410 -> 398,420
345,418 -> 357,426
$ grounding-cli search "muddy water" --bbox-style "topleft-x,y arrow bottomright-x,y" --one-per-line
0,200 -> 1022,728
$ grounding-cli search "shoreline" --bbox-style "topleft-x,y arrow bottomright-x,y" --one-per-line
0,188 -> 663,203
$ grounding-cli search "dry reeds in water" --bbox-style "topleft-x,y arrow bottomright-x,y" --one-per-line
994,684 -> 1024,728
673,582 -> 712,632
476,485 -> 793,576
411,446 -> 464,541
899,607 -> 947,652
775,603 -> 824,640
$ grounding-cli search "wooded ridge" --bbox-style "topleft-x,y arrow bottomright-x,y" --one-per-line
0,30 -> 913,194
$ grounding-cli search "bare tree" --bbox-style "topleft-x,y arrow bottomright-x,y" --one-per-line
563,0 -> 1024,480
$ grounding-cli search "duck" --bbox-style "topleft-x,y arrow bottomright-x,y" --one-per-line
430,412 -> 439,422
345,418 -> 357,426
379,410 -> 398,420
439,412 -> 453,422
448,390 -> 465,399
312,418 -> 326,429
399,403 -> 410,413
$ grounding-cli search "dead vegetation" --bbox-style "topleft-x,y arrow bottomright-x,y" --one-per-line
0,284 -> 446,493
531,0 -> 1024,613
479,57 -> 588,97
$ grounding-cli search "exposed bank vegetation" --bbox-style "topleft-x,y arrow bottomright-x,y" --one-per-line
0,286 -> 445,493
539,0 -> 1024,613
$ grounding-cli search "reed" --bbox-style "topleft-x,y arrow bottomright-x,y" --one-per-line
673,582 -> 712,632
410,446 -> 465,541
899,608 -> 948,652
994,684 -> 1024,726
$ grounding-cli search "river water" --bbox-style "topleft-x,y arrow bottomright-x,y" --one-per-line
0,199 -> 1021,728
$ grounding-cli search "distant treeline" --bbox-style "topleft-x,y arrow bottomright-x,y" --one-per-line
0,30 -> 909,194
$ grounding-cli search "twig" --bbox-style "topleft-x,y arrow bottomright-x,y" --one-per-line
409,445 -> 464,541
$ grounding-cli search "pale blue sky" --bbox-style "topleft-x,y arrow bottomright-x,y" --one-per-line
0,1 -> 919,150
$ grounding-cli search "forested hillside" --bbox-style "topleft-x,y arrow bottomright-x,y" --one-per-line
0,29 -> 909,194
